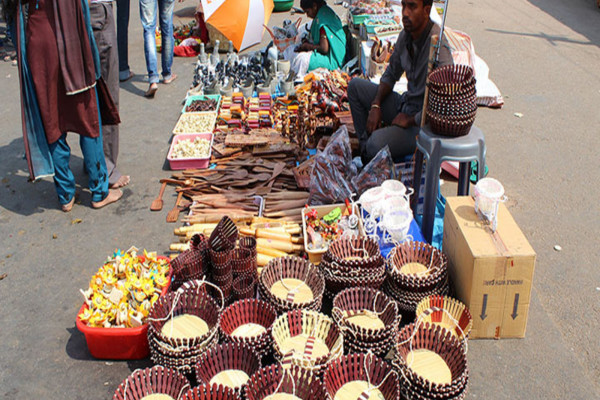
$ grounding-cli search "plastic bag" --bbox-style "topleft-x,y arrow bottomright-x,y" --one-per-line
320,125 -> 357,180
351,145 -> 396,196
309,154 -> 354,205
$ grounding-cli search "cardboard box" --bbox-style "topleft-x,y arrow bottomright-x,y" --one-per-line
443,196 -> 536,339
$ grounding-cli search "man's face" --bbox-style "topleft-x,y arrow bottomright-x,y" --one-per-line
401,0 -> 431,33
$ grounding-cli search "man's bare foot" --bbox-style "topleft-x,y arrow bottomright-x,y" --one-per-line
92,189 -> 123,209
61,196 -> 75,212
163,74 -> 177,84
145,83 -> 158,98
110,175 -> 130,189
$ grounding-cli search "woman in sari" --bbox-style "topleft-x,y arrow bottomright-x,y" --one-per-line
290,0 -> 346,77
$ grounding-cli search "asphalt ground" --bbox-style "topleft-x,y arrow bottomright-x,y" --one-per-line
0,0 -> 599,398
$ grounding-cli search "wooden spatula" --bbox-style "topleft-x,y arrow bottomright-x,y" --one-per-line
166,192 -> 183,223
150,181 -> 168,211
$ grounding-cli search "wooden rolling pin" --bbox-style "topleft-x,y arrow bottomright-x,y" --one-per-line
256,246 -> 288,258
256,238 -> 303,253
257,253 -> 275,267
170,243 -> 190,252
174,223 -> 218,235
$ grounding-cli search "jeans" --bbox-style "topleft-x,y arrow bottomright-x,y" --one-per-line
48,133 -> 109,205
347,78 -> 419,163
139,0 -> 175,84
116,0 -> 131,79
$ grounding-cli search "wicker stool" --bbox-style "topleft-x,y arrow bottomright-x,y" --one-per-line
412,124 -> 486,242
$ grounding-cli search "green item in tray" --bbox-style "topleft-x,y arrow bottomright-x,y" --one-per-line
323,207 -> 342,224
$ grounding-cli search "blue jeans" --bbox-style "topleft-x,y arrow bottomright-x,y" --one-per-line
139,0 -> 175,84
116,0 -> 131,79
48,133 -> 109,205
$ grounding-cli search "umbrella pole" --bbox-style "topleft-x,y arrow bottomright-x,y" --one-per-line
433,0 -> 449,67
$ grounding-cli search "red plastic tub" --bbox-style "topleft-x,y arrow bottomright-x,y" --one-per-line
75,256 -> 172,360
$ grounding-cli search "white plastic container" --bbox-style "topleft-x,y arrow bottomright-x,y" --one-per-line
474,177 -> 506,231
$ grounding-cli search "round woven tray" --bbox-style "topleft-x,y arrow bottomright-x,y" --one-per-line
113,366 -> 191,400
332,287 -> 399,340
258,256 -> 325,313
181,383 -> 240,400
323,236 -> 383,271
395,322 -> 469,396
324,353 -> 399,400
415,295 -> 473,340
220,299 -> 276,358
388,242 -> 447,284
271,309 -> 343,375
195,342 -> 262,396
245,364 -> 327,400
428,65 -> 475,93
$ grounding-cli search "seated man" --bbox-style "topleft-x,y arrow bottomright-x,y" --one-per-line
348,0 -> 452,163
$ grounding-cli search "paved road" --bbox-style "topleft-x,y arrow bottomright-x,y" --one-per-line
0,0 -> 598,398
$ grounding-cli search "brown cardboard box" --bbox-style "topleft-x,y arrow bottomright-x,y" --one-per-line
443,196 -> 536,339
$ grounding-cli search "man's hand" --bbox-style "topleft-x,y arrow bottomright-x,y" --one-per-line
392,113 -> 416,129
366,106 -> 382,135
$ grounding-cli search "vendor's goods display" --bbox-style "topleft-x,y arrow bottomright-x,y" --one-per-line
219,298 -> 276,358
194,342 -> 262,396
258,256 -> 325,313
415,295 -> 473,341
181,384 -> 240,400
271,309 -> 344,376
324,353 -> 399,400
426,65 -> 477,137
112,366 -> 191,400
245,364 -> 327,400
170,136 -> 212,159
184,96 -> 220,113
319,236 -> 385,296
332,287 -> 399,357
395,322 -> 469,400
76,248 -> 172,359
147,284 -> 223,374
170,234 -> 209,291
174,113 -> 218,134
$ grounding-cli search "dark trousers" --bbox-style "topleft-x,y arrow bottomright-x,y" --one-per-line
90,2 -> 122,185
116,0 -> 131,78
347,78 -> 419,163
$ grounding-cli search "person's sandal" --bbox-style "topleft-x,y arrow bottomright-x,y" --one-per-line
61,196 -> 76,212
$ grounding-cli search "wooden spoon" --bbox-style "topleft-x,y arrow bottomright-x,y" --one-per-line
150,181 -> 168,211
166,192 -> 183,223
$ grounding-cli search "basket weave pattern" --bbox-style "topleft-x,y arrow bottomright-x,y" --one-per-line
113,366 -> 190,400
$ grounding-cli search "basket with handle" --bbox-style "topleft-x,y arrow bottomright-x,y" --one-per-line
264,18 -> 302,54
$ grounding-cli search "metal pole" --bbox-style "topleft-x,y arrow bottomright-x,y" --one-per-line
434,0 -> 449,67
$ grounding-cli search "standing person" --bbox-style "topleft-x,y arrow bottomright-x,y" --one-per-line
139,0 -> 177,98
347,0 -> 453,163
117,0 -> 134,82
90,0 -> 130,188
287,0 -> 346,77
10,0 -> 122,211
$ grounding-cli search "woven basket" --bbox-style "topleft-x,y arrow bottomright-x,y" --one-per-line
415,295 -> 473,340
194,342 -> 262,396
324,353 -> 399,400
323,236 -> 383,271
271,309 -> 343,375
232,274 -> 256,300
246,364 -> 327,400
395,322 -> 469,397
113,366 -> 191,400
209,216 -> 238,252
238,237 -> 257,258
220,299 -> 276,358
258,256 -> 325,313
181,384 -> 240,400
428,65 -> 475,93
388,242 -> 447,284
171,234 -> 209,290
231,247 -> 256,278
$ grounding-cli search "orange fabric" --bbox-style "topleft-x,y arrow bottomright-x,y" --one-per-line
205,0 -> 250,50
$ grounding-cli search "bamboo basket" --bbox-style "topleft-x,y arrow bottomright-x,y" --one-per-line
415,295 -> 473,340
181,383 -> 240,400
112,366 -> 191,400
245,364 -> 327,400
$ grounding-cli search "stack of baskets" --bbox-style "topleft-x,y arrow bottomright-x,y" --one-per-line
207,217 -> 239,304
219,298 -> 276,359
181,384 -> 240,400
245,364 -> 327,400
147,287 -> 222,374
258,256 -> 325,313
332,287 -> 400,358
395,322 -> 469,400
426,64 -> 477,137
319,236 -> 386,297
271,309 -> 344,376
194,342 -> 261,397
384,241 -> 449,313
171,234 -> 209,291
113,366 -> 191,400
231,242 -> 257,300
324,353 -> 399,400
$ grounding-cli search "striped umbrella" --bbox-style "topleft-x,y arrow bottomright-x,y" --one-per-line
201,0 -> 274,51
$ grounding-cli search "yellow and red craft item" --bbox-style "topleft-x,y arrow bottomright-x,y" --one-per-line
78,247 -> 170,329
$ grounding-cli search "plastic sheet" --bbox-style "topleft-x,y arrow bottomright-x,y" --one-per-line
351,145 -> 396,196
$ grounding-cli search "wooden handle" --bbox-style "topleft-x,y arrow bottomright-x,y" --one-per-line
257,246 -> 288,258
170,243 -> 190,252
256,229 -> 292,242
257,253 -> 275,267
157,181 -> 167,200
256,238 -> 303,253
